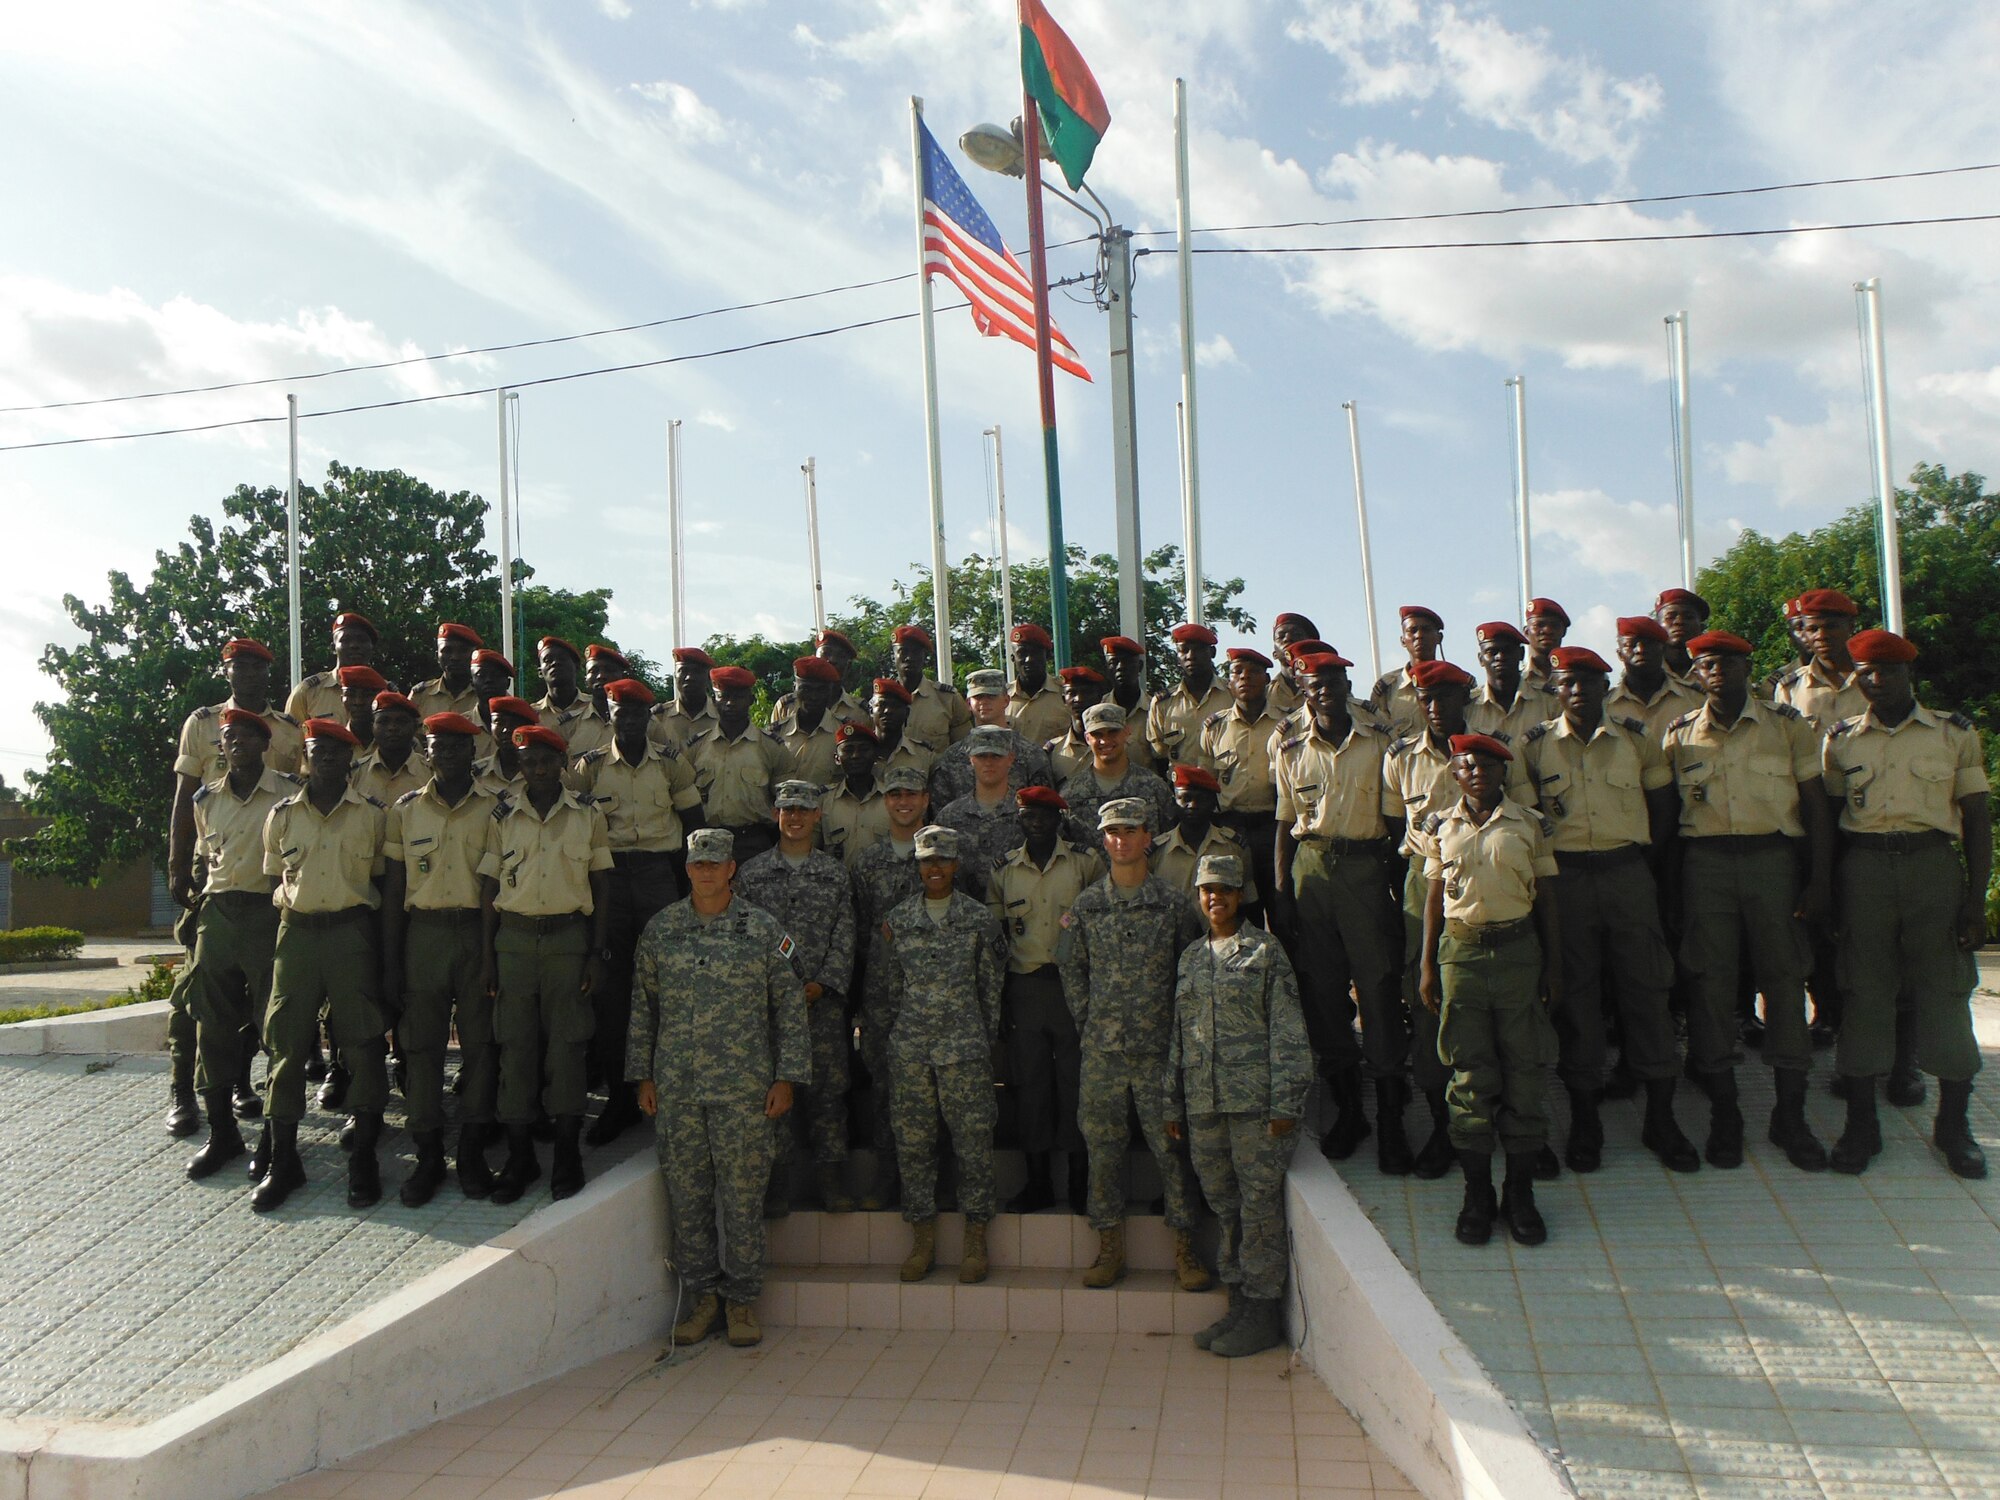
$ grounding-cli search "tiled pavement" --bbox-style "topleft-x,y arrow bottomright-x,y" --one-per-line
0,1052 -> 643,1421
265,1327 -> 1420,1500
1334,1052 -> 2000,1499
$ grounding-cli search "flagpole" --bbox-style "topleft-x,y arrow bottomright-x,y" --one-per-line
911,97 -> 956,682
1174,78 -> 1204,629
666,418 -> 685,655
286,393 -> 302,694
987,425 -> 1015,686
1018,83 -> 1072,668
802,457 -> 826,635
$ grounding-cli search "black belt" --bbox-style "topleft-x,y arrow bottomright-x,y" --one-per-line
1554,845 -> 1646,870
280,905 -> 372,930
1445,916 -> 1534,947
612,849 -> 680,867
1299,835 -> 1392,855
206,890 -> 274,910
499,911 -> 587,933
1844,830 -> 1954,854
408,907 -> 482,925
1684,833 -> 1795,855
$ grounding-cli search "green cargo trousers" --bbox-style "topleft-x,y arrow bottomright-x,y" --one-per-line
1549,853 -> 1679,1091
264,909 -> 387,1122
1678,840 -> 1812,1075
657,1095 -> 777,1304
1399,860 -> 1451,1093
400,909 -> 494,1134
1835,841 -> 1980,1082
1438,927 -> 1556,1153
167,903 -> 200,1077
494,915 -> 593,1124
1186,1111 -> 1297,1300
190,893 -> 278,1092
1291,839 -> 1403,1078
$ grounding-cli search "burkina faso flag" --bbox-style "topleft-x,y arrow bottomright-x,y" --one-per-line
1019,0 -> 1111,191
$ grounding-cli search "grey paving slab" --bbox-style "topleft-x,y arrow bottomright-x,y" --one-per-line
1334,1051 -> 2000,1500
0,1053 -> 644,1423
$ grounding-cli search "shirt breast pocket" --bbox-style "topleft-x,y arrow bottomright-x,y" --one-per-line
1604,759 -> 1641,791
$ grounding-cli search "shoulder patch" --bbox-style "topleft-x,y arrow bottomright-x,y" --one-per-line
1421,811 -> 1443,833
490,799 -> 511,820
1493,729 -> 1512,744
194,705 -> 214,720
1946,711 -> 1975,730
394,789 -> 423,806
1535,812 -> 1556,836
1203,708 -> 1229,728
1387,736 -> 1413,757
1523,723 -> 1550,743
272,710 -> 299,726
362,793 -> 387,809
776,932 -> 796,960
1615,715 -> 1646,734
1829,718 -> 1860,739
1770,702 -> 1804,720
1666,710 -> 1699,733
579,747 -> 608,765
191,782 -> 213,804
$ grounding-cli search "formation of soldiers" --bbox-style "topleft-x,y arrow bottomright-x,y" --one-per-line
157,584 -> 1990,1349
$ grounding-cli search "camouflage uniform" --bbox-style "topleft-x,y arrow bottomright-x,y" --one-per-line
1056,873 -> 1206,1230
850,835 -> 925,1165
628,896 -> 810,1304
1167,924 -> 1313,1301
873,889 -> 1007,1223
928,730 -> 1053,808
937,793 -> 1026,899
735,847 -> 858,1166
1058,761 -> 1176,853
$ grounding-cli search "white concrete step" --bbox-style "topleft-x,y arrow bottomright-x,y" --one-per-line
760,1262 -> 1223,1333
763,1208 -> 1191,1272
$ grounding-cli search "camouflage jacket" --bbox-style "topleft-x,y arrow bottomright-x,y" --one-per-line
872,889 -> 1007,1066
1167,924 -> 1314,1121
927,729 -> 1054,808
733,846 -> 857,999
1058,761 -> 1177,851
936,792 -> 1026,899
1055,872 -> 1205,1057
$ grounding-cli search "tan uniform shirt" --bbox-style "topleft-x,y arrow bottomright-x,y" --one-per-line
480,792 -> 613,916
1045,727 -> 1091,784
537,695 -> 613,758
986,840 -> 1103,971
905,678 -> 972,753
1198,701 -> 1288,814
775,717 -> 841,788
285,671 -> 347,726
1369,666 -> 1426,739
1007,684 -> 1072,748
383,781 -> 501,910
472,755 -> 525,801
769,689 -> 869,729
820,779 -> 892,865
1822,704 -> 1990,839
1273,716 -> 1393,841
192,769 -> 298,894
1415,798 -> 1559,926
1513,715 -> 1672,853
1145,679 -> 1231,768
1664,698 -> 1821,839
1463,681 -> 1558,745
262,784 -> 386,913
1608,675 -> 1703,746
1268,675 -> 1302,719
350,747 -> 429,807
1381,731 -> 1458,855
686,723 -> 789,827
175,700 -> 305,785
1151,821 -> 1260,905
575,741 -> 703,852
877,736 -> 937,783
1773,660 -> 1867,735
649,699 -> 717,751
409,677 -> 480,721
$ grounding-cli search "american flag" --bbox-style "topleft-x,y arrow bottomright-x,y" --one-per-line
919,120 -> 1091,382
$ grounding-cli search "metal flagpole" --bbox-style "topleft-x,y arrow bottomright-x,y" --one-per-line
666,418 -> 685,654
1506,376 -> 1533,616
1667,312 -> 1695,588
1341,401 -> 1383,686
1856,278 -> 1905,634
286,393 -> 302,694
1173,79 -> 1204,629
1018,87 -> 1069,668
987,425 -> 1016,685
803,458 -> 827,635
495,389 -> 514,662
911,97 -> 956,681
1104,226 -> 1143,642
1176,400 -> 1198,621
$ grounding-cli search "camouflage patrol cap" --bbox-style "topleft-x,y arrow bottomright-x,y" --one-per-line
966,725 -> 1013,756
880,765 -> 928,794
965,669 -> 1008,699
1081,702 -> 1127,733
773,780 -> 824,811
685,827 -> 736,864
912,824 -> 960,861
1193,853 -> 1245,889
1097,797 -> 1150,830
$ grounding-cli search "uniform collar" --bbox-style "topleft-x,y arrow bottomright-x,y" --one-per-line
1800,658 -> 1855,691
1008,838 -> 1083,870
540,695 -> 601,723
224,767 -> 295,802
1859,701 -> 1938,735
1610,676 -> 1684,709
294,780 -> 370,815
610,737 -> 662,768
1445,795 -> 1530,832
505,787 -> 588,821
421,776 -> 487,809
1692,694 -> 1771,733
1304,712 -> 1373,749
1552,712 -> 1625,743
1229,698 -> 1281,726
1011,681 -> 1058,702
833,777 -> 883,803
1174,678 -> 1223,705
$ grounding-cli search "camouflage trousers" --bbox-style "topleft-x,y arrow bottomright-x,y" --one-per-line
399,910 -> 495,1134
1185,1111 -> 1297,1301
1438,929 -> 1556,1154
190,893 -> 277,1092
892,1057 -> 997,1224
1079,1048 -> 1198,1232
656,1095 -> 777,1304
776,990 -> 854,1169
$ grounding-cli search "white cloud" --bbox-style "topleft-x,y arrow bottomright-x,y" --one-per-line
1196,333 -> 1240,368
694,408 -> 739,432
1532,486 -> 1678,578
630,80 -> 727,143
595,0 -> 632,18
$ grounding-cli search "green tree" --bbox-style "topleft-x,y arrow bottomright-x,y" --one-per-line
12,463 -> 649,884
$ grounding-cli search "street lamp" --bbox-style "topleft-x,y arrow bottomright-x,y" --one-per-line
958,119 -> 1145,652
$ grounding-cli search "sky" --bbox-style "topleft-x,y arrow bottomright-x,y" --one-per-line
3,0 -> 1998,787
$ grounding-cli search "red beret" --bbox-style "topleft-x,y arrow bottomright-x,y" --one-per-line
1527,598 -> 1570,624
835,720 -> 879,744
1410,660 -> 1475,690
871,677 -> 913,704
604,678 -> 655,706
1099,635 -> 1143,657
332,611 -> 377,638
1448,733 -> 1514,763
1010,623 -> 1053,649
1476,621 -> 1528,645
1058,665 -> 1106,686
537,635 -> 582,662
1017,785 -> 1068,810
436,622 -> 482,646
1226,647 -> 1273,669
587,643 -> 629,664
1796,588 -> 1858,617
710,665 -> 756,690
1615,617 -> 1669,643
1399,605 -> 1443,627
793,657 -> 841,682
218,707 -> 271,738
1170,623 -> 1218,646
816,629 -> 854,652
1284,639 -> 1336,658
471,650 -> 514,676
1654,588 -> 1708,614
673,647 -> 715,667
1782,597 -> 1805,619
1293,651 -> 1354,674
337,665 -> 389,692
423,712 -> 481,737
1172,763 -> 1220,794
221,638 -> 273,662
1847,628 -> 1917,664
893,624 -> 933,647
488,696 -> 540,724
302,716 -> 359,746
513,725 -> 568,754
1549,646 -> 1612,674
372,691 -> 419,717
1685,631 -> 1753,657
1273,612 -> 1313,629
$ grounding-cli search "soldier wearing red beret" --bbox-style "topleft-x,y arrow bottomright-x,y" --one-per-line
288,610 -> 385,725
534,635 -> 612,760
1098,636 -> 1153,746
770,630 -> 870,733
887,624 -> 972,754
1773,589 -> 1867,734
1652,588 -> 1710,679
1465,621 -> 1558,745
1005,622 -> 1069,747
1371,606 -> 1446,739
866,675 -> 931,785
475,697 -> 544,797
650,647 -> 718,752
1268,613 -> 1322,718
1196,648 -> 1288,926
1146,623 -> 1231,769
1044,665 -> 1108,782
775,656 -> 845,788
411,624 -> 483,721
677,665 -> 787,863
336,665 -> 390,749
350,688 -> 428,806
1151,763 -> 1259,905
1610,616 -> 1701,745
1523,598 -> 1571,690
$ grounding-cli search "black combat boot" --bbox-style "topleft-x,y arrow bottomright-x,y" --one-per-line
1499,1153 -> 1548,1246
1767,1068 -> 1828,1172
317,1057 -> 351,1112
489,1126 -> 542,1205
251,1119 -> 306,1212
1933,1080 -> 1987,1180
346,1111 -> 383,1209
551,1116 -> 587,1200
246,1122 -> 273,1183
1318,1068 -> 1371,1160
1374,1076 -> 1413,1175
1703,1068 -> 1744,1169
1564,1085 -> 1603,1173
400,1129 -> 449,1207
456,1123 -> 495,1199
586,1081 -> 641,1146
1454,1150 -> 1497,1246
232,1049 -> 264,1119
1412,1089 -> 1456,1179
186,1090 -> 245,1180
1829,1076 -> 1882,1174
165,1053 -> 201,1138
1641,1078 -> 1700,1173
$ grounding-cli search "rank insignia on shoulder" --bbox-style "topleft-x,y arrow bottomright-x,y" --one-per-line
1770,702 -> 1803,719
1421,811 -> 1442,833
395,789 -> 423,805
363,794 -> 387,809
1523,724 -> 1549,742
1535,813 -> 1556,836
1948,711 -> 1975,730
1615,716 -> 1646,734
1667,711 -> 1699,731
1829,719 -> 1859,738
